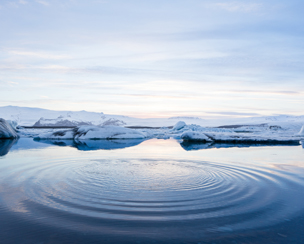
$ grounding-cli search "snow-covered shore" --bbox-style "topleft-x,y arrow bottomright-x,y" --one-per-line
1,106 -> 304,144
2,105 -> 304,130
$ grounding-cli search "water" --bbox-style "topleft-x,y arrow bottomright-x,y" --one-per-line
0,138 -> 304,243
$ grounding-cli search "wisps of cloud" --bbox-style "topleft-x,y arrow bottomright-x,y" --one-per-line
8,50 -> 69,59
206,111 -> 261,116
35,0 -> 50,6
19,0 -> 28,4
230,90 -> 302,95
213,2 -> 262,13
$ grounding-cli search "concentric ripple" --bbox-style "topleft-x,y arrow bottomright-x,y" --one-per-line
1,157 -> 304,234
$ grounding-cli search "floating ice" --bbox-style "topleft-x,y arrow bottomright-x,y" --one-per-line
173,121 -> 186,130
0,119 -> 19,139
298,125 -> 304,135
181,131 -> 212,142
35,125 -> 147,140
179,127 -> 300,145
203,132 -> 300,144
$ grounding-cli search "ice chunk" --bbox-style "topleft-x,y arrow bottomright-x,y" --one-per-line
173,121 -> 186,130
75,125 -> 146,140
35,125 -> 146,140
298,125 -> 304,135
204,132 -> 300,144
34,117 -> 92,127
0,118 -> 19,139
36,130 -> 75,140
181,131 -> 212,142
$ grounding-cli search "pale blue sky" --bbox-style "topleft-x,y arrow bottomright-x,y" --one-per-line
1,0 -> 303,118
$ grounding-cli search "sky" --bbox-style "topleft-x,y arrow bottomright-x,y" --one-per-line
0,0 -> 304,118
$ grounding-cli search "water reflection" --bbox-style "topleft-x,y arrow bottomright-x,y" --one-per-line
180,140 -> 301,151
0,138 -> 302,157
0,139 -> 18,156
34,138 -> 145,151
1,138 -> 304,243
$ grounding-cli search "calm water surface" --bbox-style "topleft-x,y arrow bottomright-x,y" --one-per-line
0,138 -> 304,243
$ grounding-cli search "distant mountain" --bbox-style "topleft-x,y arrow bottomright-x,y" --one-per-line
1,106 -> 304,128
33,118 -> 93,127
0,106 -> 105,126
169,116 -> 203,120
0,106 -> 172,127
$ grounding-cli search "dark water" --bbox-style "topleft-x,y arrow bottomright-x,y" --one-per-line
0,138 -> 304,243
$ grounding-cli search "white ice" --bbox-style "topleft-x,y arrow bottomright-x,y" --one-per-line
0,119 -> 19,139
35,125 -> 147,140
2,106 -> 304,144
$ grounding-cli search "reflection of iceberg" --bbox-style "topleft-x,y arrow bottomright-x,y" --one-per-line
301,141 -> 304,149
34,139 -> 145,151
74,139 -> 145,150
180,141 -> 301,151
0,139 -> 18,156
180,141 -> 213,151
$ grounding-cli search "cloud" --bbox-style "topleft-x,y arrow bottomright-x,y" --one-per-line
35,0 -> 49,6
19,0 -> 28,4
8,50 -> 69,59
206,111 -> 261,116
213,2 -> 262,12
230,90 -> 302,95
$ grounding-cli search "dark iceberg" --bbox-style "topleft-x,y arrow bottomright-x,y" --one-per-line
0,119 -> 19,139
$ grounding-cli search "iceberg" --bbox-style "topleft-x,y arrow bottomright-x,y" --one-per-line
180,129 -> 300,145
0,119 -> 19,139
35,125 -> 147,140
298,125 -> 304,136
34,117 -> 93,127
173,121 -> 186,130
181,131 -> 213,142
203,132 -> 300,144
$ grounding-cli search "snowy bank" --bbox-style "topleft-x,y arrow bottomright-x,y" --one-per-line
0,119 -> 19,139
35,125 -> 147,140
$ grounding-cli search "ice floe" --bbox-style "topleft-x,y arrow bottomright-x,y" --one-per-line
298,125 -> 304,136
173,121 -> 186,130
0,119 -> 19,139
35,125 -> 147,140
181,131 -> 212,142
1,105 -> 303,147
176,122 -> 302,144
